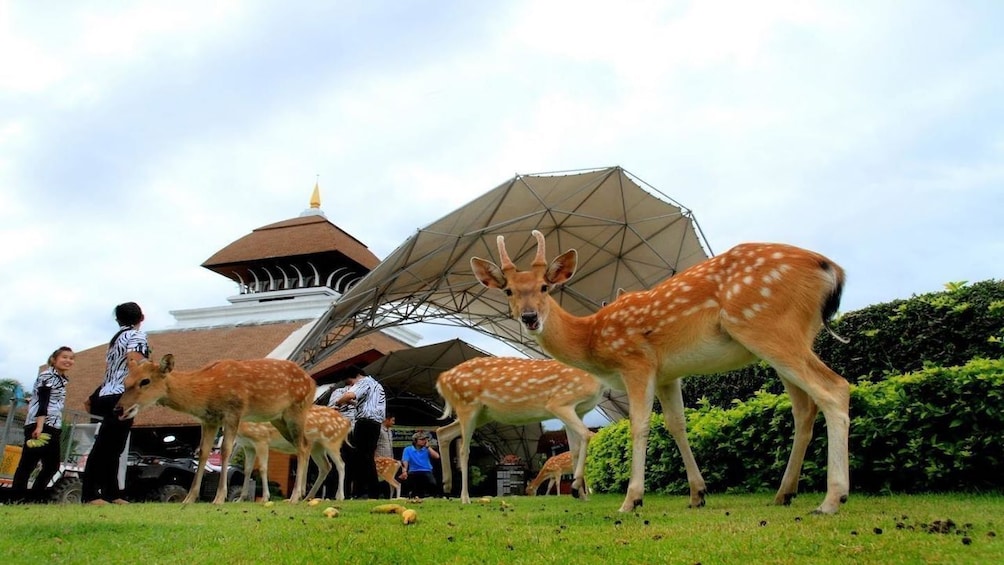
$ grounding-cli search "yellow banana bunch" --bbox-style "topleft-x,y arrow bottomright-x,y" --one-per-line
26,433 -> 51,448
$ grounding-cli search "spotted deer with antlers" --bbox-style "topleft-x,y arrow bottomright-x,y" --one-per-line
117,355 -> 316,504
435,356 -> 603,504
526,450 -> 577,496
472,230 -> 850,514
236,405 -> 350,502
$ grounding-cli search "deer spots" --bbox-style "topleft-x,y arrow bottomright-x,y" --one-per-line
760,287 -> 771,297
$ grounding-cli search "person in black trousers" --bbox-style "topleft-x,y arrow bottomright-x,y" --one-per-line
82,302 -> 150,505
333,369 -> 385,499
11,346 -> 74,500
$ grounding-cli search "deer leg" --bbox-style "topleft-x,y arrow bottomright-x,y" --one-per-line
304,446 -> 330,501
212,423 -> 237,504
620,376 -> 657,513
435,420 -> 461,497
277,410 -> 310,504
329,442 -> 346,501
656,378 -> 707,508
773,378 -> 818,506
239,444 -> 256,502
548,404 -> 593,501
255,442 -> 271,503
458,421 -> 475,505
760,348 -> 850,515
187,423 -> 218,504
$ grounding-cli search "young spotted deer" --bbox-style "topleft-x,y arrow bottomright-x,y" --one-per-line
375,455 -> 403,499
472,230 -> 850,514
117,354 -> 316,504
435,356 -> 603,504
236,405 -> 350,502
526,451 -> 577,496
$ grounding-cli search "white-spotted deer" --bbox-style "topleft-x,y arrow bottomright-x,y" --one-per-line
526,451 -> 577,496
472,230 -> 850,514
435,356 -> 603,504
236,405 -> 350,502
117,354 -> 316,504
375,455 -> 403,499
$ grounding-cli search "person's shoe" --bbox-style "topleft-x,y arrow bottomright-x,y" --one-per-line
112,498 -> 130,505
88,499 -> 109,506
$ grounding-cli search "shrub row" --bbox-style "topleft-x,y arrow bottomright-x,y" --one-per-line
587,357 -> 1004,495
682,279 -> 1004,407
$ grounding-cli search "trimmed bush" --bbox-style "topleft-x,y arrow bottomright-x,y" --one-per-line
587,358 -> 1004,495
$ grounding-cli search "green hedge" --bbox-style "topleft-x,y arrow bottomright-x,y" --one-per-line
682,279 -> 1004,407
587,357 -> 1004,495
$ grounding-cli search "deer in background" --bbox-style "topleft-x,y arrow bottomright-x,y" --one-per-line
375,455 -> 403,499
117,354 -> 316,504
236,405 -> 350,502
435,356 -> 603,504
526,451 -> 577,496
472,230 -> 850,514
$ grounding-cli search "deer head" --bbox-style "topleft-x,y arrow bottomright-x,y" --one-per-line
117,354 -> 175,420
471,230 -> 576,334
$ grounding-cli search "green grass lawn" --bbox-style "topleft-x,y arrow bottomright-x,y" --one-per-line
2,493 -> 1001,564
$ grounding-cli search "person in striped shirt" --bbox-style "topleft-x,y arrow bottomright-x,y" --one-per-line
82,302 -> 150,505
12,346 -> 74,497
334,368 -> 385,499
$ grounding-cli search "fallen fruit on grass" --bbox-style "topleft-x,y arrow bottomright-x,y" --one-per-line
323,507 -> 339,518
307,498 -> 321,506
264,501 -> 275,507
402,509 -> 418,525
370,503 -> 406,514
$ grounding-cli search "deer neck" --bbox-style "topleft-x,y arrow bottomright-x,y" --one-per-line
160,371 -> 201,414
535,298 -> 599,373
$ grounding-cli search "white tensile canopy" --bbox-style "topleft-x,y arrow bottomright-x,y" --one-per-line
292,166 -> 712,424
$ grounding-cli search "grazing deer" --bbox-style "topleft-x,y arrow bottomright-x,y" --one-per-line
116,354 -> 316,504
435,356 -> 603,504
526,451 -> 577,496
375,455 -> 403,499
236,405 -> 350,502
472,230 -> 850,514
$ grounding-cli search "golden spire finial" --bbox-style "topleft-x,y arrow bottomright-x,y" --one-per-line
310,175 -> 321,209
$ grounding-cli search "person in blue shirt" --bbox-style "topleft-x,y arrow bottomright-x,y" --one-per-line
12,346 -> 74,498
400,431 -> 440,498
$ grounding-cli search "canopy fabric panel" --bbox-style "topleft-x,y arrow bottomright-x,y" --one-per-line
292,166 -> 712,422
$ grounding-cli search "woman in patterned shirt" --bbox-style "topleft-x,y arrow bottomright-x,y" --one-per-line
12,346 -> 74,496
82,302 -> 150,505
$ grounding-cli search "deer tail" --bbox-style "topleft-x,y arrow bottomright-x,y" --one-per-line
819,259 -> 850,344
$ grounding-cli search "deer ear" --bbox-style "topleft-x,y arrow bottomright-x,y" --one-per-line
545,249 -> 577,285
471,257 -> 506,290
160,354 -> 175,374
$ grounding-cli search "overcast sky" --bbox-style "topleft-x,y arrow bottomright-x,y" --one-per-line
2,1 -> 1002,392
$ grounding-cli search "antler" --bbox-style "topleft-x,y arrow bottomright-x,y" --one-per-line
496,235 -> 516,272
531,230 -> 547,268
